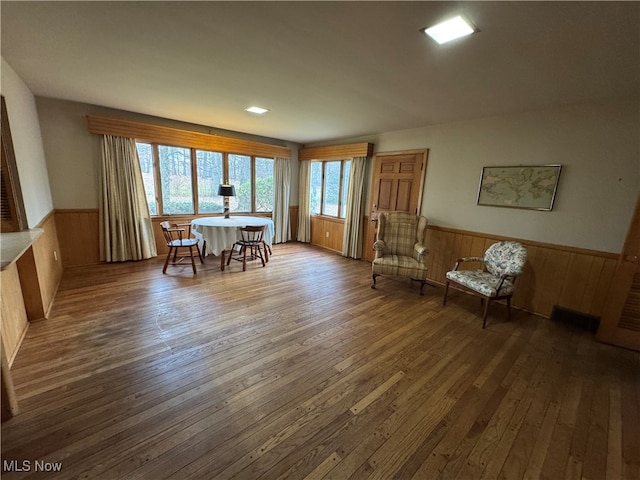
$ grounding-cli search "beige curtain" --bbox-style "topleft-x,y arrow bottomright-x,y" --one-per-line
100,135 -> 157,262
297,160 -> 311,242
273,157 -> 291,244
341,156 -> 367,259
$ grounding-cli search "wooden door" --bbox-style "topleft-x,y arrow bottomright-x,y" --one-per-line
364,149 -> 428,261
596,195 -> 640,351
370,149 -> 428,218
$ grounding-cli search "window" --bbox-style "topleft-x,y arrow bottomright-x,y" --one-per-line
228,154 -> 251,212
196,150 -> 224,214
159,145 -> 193,214
135,143 -> 157,215
136,142 -> 274,216
255,157 -> 275,212
309,159 -> 351,218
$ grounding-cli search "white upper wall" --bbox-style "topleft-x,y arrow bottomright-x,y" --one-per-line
342,100 -> 639,253
34,90 -> 638,254
35,96 -> 300,210
0,57 -> 53,227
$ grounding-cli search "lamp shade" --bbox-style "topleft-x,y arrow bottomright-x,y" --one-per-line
217,184 -> 236,196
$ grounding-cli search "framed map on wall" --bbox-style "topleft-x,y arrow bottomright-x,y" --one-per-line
477,165 -> 562,211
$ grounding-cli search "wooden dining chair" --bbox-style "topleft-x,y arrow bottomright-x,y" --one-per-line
226,225 -> 266,271
160,221 -> 204,274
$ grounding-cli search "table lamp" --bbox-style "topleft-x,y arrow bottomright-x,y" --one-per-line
217,184 -> 236,218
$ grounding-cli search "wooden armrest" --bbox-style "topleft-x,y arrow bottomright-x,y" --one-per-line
175,223 -> 193,235
453,256 -> 484,271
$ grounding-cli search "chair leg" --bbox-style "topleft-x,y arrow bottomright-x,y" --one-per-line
197,245 -> 204,263
163,247 -> 173,274
443,281 -> 450,305
189,246 -> 197,274
482,298 -> 491,329
242,244 -> 248,271
226,245 -> 234,266
257,245 -> 265,267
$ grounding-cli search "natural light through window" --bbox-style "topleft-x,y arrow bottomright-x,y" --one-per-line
136,142 -> 274,216
309,159 -> 351,219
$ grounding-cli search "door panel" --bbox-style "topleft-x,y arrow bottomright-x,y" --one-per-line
377,179 -> 393,210
397,180 -> 413,211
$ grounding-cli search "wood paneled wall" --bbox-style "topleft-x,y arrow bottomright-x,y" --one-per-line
423,226 -> 618,319
427,227 -> 617,317
310,216 -> 344,253
55,208 -> 618,320
55,209 -> 100,267
31,211 -> 64,317
361,219 -> 617,319
1,211 -> 63,366
1,262 -> 29,364
55,209 -> 299,266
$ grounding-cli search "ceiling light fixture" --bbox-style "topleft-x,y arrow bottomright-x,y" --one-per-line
245,106 -> 270,115
423,15 -> 475,44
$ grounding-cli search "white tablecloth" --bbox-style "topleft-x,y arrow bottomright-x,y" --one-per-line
191,216 -> 274,256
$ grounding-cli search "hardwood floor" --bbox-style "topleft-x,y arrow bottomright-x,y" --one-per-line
2,243 -> 639,479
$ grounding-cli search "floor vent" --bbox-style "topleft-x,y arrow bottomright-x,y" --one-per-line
551,305 -> 600,333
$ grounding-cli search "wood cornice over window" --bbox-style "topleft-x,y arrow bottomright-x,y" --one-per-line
299,143 -> 374,161
86,115 -> 291,158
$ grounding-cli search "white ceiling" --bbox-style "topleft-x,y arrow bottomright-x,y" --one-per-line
1,1 -> 638,144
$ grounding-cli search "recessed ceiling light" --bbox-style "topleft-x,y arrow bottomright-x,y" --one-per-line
423,16 -> 475,45
245,106 -> 270,115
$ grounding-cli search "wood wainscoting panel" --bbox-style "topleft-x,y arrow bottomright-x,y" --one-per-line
424,226 -> 619,319
55,209 -> 100,267
0,262 -> 29,365
310,216 -> 344,253
32,211 -> 64,317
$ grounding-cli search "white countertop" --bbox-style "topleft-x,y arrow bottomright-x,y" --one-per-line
1,229 -> 43,270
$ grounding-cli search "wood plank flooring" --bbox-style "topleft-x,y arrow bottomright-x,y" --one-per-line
1,243 -> 639,479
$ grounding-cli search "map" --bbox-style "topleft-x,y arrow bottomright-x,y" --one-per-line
477,165 -> 561,210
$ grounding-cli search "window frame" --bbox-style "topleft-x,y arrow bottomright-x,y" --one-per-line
309,159 -> 351,220
136,141 -> 275,216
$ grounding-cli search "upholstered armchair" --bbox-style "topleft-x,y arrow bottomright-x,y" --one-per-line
371,211 -> 429,294
443,241 -> 527,328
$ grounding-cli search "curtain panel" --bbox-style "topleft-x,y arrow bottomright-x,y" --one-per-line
100,135 -> 157,262
297,160 -> 311,243
341,156 -> 367,259
273,157 -> 291,244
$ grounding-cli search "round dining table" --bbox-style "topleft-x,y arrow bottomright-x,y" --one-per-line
191,215 -> 275,270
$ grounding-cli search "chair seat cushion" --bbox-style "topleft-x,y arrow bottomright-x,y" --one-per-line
372,255 -> 427,280
446,270 -> 515,297
168,239 -> 199,247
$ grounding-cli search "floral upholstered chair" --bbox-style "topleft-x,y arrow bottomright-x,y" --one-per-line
443,241 -> 527,328
371,211 -> 429,294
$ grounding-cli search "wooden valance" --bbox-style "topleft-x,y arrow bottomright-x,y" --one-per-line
86,115 -> 291,158
298,143 -> 374,161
